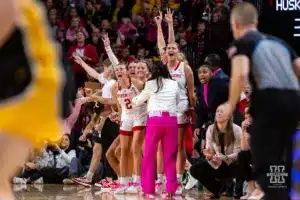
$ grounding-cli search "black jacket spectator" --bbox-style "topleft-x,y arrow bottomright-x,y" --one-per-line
196,78 -> 229,129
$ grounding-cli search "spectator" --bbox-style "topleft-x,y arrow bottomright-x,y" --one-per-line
238,84 -> 251,115
15,135 -> 76,184
48,11 -> 65,38
85,1 -> 96,26
237,108 -> 264,199
190,104 -> 242,199
119,47 -> 135,64
195,64 -> 229,135
66,17 -> 89,43
92,1 -> 109,28
118,18 -> 137,38
68,31 -> 99,88
186,21 -> 209,71
56,0 -> 70,20
204,54 -> 229,82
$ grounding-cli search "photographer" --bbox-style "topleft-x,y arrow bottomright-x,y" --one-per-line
15,134 -> 76,184
63,130 -> 104,184
237,108 -> 264,199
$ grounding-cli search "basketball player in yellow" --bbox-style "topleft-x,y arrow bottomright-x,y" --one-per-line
0,1 -> 66,199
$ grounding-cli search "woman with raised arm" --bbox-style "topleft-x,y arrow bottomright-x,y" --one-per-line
70,54 -> 120,188
155,9 -> 196,195
100,34 -> 148,194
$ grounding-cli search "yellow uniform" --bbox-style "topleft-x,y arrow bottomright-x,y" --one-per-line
0,1 -> 65,147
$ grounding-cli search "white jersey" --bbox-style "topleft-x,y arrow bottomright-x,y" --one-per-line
168,61 -> 188,101
168,62 -> 189,123
117,79 -> 147,115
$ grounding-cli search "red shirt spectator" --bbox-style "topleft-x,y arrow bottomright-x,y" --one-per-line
68,32 -> 99,73
68,31 -> 99,88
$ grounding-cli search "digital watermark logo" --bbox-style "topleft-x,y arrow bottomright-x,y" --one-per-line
276,0 -> 300,11
267,165 -> 288,188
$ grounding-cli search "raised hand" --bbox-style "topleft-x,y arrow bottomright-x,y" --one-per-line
165,8 -> 174,24
154,10 -> 163,25
102,33 -> 110,47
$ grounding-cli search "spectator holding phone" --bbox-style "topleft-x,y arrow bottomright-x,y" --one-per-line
189,104 -> 242,199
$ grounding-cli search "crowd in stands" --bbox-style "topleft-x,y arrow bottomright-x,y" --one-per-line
12,0 -> 267,199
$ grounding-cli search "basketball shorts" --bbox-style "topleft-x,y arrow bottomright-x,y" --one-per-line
120,111 -> 148,136
177,99 -> 189,127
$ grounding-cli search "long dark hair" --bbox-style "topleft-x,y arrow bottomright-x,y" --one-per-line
211,118 -> 235,147
149,61 -> 172,93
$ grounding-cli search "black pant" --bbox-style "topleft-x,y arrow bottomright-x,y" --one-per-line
190,159 -> 236,196
236,150 -> 253,182
250,89 -> 300,200
94,118 -> 119,179
23,167 -> 69,183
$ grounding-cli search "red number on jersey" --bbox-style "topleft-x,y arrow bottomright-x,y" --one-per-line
124,98 -> 132,109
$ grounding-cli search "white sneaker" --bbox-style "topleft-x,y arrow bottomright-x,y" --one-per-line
175,184 -> 184,195
13,177 -> 27,184
248,192 -> 265,200
33,177 -> 43,184
126,183 -> 141,194
13,184 -> 27,192
240,192 -> 253,199
184,172 -> 198,190
114,184 -> 128,194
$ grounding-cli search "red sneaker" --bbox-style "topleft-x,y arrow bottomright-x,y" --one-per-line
109,180 -> 120,191
72,176 -> 92,187
94,178 -> 112,188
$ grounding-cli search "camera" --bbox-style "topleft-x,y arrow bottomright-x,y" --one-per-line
78,131 -> 100,148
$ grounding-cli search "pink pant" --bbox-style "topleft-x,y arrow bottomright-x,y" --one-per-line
141,112 -> 178,194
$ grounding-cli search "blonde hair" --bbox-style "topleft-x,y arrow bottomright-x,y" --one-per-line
231,2 -> 258,26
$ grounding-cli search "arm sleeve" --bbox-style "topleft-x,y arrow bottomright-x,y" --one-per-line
227,126 -> 242,160
105,46 -> 119,68
205,126 -> 214,151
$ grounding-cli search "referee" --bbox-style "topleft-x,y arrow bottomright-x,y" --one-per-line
223,2 -> 300,200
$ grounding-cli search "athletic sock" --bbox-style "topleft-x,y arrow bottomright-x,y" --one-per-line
86,171 -> 94,181
177,174 -> 183,184
157,174 -> 164,183
120,177 -> 128,185
134,175 -> 141,184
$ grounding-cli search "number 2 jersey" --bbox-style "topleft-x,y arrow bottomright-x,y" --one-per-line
117,79 -> 147,134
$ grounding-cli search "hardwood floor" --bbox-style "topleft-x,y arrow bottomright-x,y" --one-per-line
13,184 -> 236,200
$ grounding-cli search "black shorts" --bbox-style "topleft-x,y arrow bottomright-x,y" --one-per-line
94,118 -> 119,153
